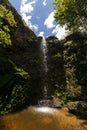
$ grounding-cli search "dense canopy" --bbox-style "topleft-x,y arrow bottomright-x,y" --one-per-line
54,0 -> 87,32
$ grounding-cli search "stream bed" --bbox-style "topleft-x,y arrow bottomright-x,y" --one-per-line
0,106 -> 87,130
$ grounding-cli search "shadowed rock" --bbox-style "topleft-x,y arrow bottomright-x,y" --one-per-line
38,97 -> 63,108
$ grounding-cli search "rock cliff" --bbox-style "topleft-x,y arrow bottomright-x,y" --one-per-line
0,0 -> 43,114
46,33 -> 87,102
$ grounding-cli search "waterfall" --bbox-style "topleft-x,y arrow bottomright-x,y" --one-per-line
41,37 -> 48,98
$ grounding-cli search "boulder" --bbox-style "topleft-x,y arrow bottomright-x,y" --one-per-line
38,97 -> 63,108
67,101 -> 87,118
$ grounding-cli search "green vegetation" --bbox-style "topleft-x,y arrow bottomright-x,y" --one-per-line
53,0 -> 87,118
48,33 -> 87,118
54,0 -> 87,32
0,1 -> 42,115
54,0 -> 87,103
0,5 -> 16,47
52,52 -> 62,59
0,4 -> 31,115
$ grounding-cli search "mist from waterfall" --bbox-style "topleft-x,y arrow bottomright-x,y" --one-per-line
41,37 -> 48,98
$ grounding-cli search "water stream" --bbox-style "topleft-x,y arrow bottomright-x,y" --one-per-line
41,37 -> 48,98
0,107 -> 87,130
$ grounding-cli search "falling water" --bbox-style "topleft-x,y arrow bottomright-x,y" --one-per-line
41,37 -> 48,98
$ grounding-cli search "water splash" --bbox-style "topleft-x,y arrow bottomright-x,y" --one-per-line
33,107 -> 58,113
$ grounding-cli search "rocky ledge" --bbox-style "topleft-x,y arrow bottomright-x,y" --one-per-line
67,101 -> 87,119
38,97 -> 63,108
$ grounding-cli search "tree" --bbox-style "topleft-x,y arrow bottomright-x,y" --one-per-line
54,0 -> 87,32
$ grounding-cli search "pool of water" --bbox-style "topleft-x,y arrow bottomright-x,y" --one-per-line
0,106 -> 87,130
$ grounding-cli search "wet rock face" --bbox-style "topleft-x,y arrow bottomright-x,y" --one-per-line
46,36 -> 59,43
45,36 -> 66,95
37,36 -> 43,42
0,0 -> 43,110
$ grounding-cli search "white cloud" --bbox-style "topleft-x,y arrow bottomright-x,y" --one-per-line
44,12 -> 55,29
38,32 -> 44,37
22,13 -> 32,24
43,0 -> 47,6
29,22 -> 39,32
20,0 -> 38,32
21,14 -> 38,32
21,0 -> 28,5
32,24 -> 38,32
20,1 -> 36,14
52,25 -> 69,40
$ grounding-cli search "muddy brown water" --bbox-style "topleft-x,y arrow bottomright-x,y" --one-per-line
0,106 -> 87,130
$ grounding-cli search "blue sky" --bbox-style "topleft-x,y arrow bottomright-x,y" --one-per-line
9,0 -> 68,39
